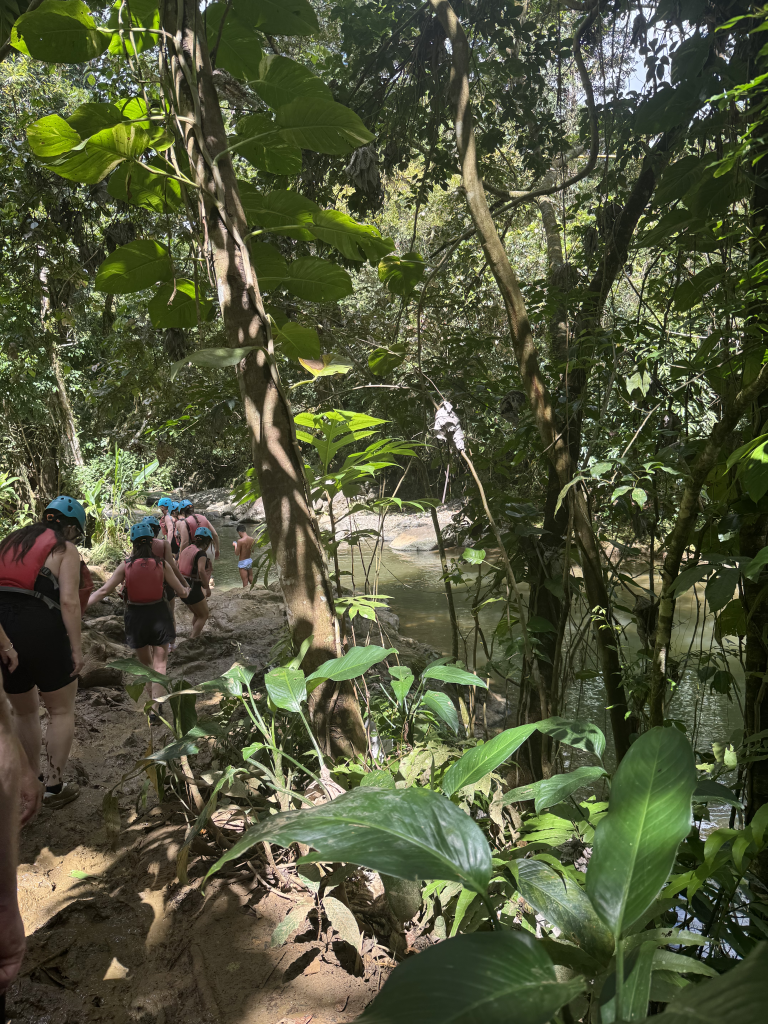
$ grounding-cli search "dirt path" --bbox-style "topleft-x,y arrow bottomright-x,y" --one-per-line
8,686 -> 386,1024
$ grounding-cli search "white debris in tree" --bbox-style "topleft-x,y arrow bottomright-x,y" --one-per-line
432,401 -> 465,452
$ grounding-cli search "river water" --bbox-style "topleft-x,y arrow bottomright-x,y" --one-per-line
212,523 -> 742,761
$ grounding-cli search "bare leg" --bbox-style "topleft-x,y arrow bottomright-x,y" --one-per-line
247,569 -> 253,586
189,600 -> 209,638
152,645 -> 169,702
39,680 -> 78,787
239,568 -> 248,588
7,687 -> 42,776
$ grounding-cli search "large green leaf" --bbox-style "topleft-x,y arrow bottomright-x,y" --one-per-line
441,723 -> 539,797
12,0 -> 110,62
246,189 -> 319,240
67,102 -> 125,139
537,716 -> 606,759
585,727 -> 697,938
671,31 -> 710,86
265,666 -> 306,713
420,691 -> 459,734
205,2 -> 264,81
655,941 -> 767,1024
305,645 -> 395,686
232,113 -> 303,175
240,0 -> 318,37
44,124 -> 151,184
423,664 -> 488,689
704,567 -> 739,614
108,159 -> 183,213
273,322 -> 321,361
148,280 -> 212,329
27,115 -> 81,159
170,347 -> 258,379
311,210 -> 394,262
250,53 -> 331,108
206,787 -> 493,894
358,931 -> 583,1024
516,859 -> 613,962
107,0 -> 160,56
369,343 -> 406,377
276,98 -> 374,155
741,440 -> 768,503
378,251 -> 425,296
296,354 -> 353,380
250,241 -> 288,291
94,239 -> 173,294
655,155 -> 707,206
693,779 -> 742,808
503,765 -> 608,813
285,257 -> 354,302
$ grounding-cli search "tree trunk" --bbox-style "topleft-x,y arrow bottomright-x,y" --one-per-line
38,263 -> 84,468
160,0 -> 366,757
429,0 -> 633,760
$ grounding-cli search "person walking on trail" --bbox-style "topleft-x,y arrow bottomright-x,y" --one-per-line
177,500 -> 220,562
87,523 -> 188,722
142,516 -> 185,648
178,527 -> 213,639
157,497 -> 180,556
233,525 -> 255,588
0,496 -> 90,809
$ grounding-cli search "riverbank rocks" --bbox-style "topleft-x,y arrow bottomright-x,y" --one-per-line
389,524 -> 439,551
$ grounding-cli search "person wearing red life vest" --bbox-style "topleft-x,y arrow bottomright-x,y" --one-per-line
87,523 -> 189,721
178,527 -> 213,639
0,496 -> 89,809
177,499 -> 220,562
141,515 -> 185,649
156,497 -> 180,555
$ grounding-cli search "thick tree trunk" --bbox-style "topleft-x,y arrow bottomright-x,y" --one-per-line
430,0 -> 633,759
160,0 -> 365,757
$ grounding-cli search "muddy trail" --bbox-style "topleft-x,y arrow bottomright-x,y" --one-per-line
7,587 -> 449,1024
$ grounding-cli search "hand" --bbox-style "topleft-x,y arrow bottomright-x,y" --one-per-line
215,549 -> 220,559
0,646 -> 18,674
70,652 -> 85,679
0,898 -> 26,994
19,762 -> 42,826
204,588 -> 211,598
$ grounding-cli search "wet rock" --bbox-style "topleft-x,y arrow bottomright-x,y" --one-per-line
389,525 -> 438,552
238,496 -> 265,522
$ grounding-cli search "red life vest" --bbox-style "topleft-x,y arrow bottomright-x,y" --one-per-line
0,528 -> 59,591
124,557 -> 164,604
79,562 -> 93,614
179,546 -> 206,581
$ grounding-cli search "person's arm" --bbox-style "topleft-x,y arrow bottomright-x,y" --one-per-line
207,521 -> 220,558
163,561 -> 189,599
0,623 -> 17,676
87,563 -> 126,607
0,684 -> 25,994
164,541 -> 185,584
198,555 -> 211,595
57,544 -> 84,679
178,520 -> 189,553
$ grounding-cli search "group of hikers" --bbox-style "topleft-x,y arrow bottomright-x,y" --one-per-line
0,494 -> 257,812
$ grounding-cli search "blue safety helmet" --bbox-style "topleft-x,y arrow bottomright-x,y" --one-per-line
194,527 -> 213,541
179,499 -> 193,510
44,496 -> 86,534
141,516 -> 161,535
157,497 -> 173,509
130,522 -> 154,541
171,501 -> 181,512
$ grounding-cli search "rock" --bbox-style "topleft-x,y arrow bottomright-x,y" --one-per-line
389,525 -> 438,552
238,496 -> 265,522
205,499 -> 237,518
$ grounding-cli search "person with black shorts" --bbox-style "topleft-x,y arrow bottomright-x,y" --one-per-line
88,523 -> 188,720
0,496 -> 88,809
178,527 -> 212,638
141,515 -> 185,648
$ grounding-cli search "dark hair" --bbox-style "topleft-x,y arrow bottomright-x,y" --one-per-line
0,521 -> 66,564
194,533 -> 210,548
236,524 -> 247,533
130,537 -> 154,560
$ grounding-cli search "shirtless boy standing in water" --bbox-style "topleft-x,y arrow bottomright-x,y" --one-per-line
233,525 -> 255,588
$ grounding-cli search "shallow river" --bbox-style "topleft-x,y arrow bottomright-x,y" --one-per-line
212,524 -> 742,761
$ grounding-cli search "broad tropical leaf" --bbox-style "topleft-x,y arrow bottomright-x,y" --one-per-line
148,280 -> 212,329
233,113 -> 303,175
276,98 -> 374,155
285,256 -> 354,302
537,716 -> 606,759
423,664 -> 488,689
265,666 -> 306,713
12,0 -> 110,62
306,646 -> 395,687
245,189 -> 318,240
655,942 -> 768,1024
250,241 -> 289,291
43,123 -> 151,184
242,0 -> 318,36
67,102 -> 125,139
421,690 -> 459,734
27,114 -> 81,158
389,666 -> 414,703
358,932 -> 583,1024
310,210 -> 394,262
94,240 -> 173,294
170,347 -> 258,379
273,322 -> 321,361
586,727 -> 697,938
369,343 -> 406,377
250,53 -> 331,108
205,2 -> 264,81
108,159 -> 183,213
206,787 -> 493,894
516,859 -> 613,963
441,722 -> 539,797
378,251 -> 425,296
503,765 -> 608,813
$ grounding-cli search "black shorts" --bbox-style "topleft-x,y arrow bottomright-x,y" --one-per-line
181,583 -> 205,607
124,601 -> 175,649
0,594 -> 74,694
163,582 -> 176,602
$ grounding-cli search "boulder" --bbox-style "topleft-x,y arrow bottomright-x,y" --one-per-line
389,525 -> 438,552
238,496 -> 265,523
